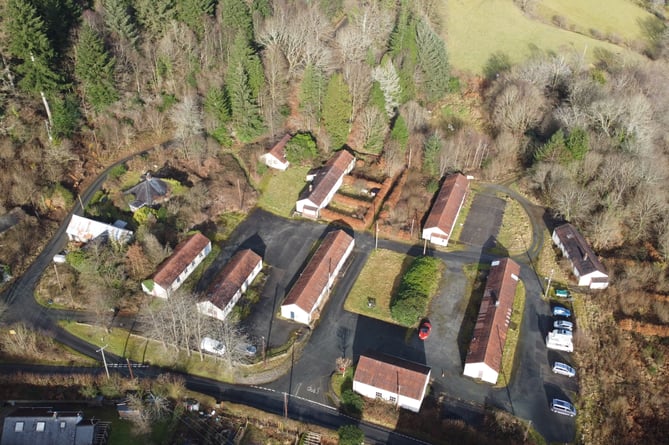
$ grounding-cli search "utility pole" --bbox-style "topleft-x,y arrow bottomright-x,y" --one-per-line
423,238 -> 427,256
261,336 -> 267,365
96,344 -> 110,379
544,269 -> 554,300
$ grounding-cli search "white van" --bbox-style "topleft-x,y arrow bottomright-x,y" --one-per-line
200,337 -> 225,356
550,399 -> 576,417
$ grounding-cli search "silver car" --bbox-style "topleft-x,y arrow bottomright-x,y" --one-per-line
552,362 -> 576,377
554,320 -> 574,331
551,399 -> 576,417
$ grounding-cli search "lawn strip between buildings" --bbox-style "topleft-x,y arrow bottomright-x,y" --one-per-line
496,280 -> 526,388
343,249 -> 413,324
257,166 -> 310,216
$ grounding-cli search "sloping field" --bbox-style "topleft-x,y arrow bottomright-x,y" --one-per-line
444,0 -> 643,73
539,0 -> 655,42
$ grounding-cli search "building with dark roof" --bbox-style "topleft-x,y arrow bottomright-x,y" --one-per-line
197,249 -> 263,321
280,230 -> 354,325
0,408 -> 110,445
353,352 -> 431,413
295,150 -> 355,219
142,233 -> 212,298
552,223 -> 608,289
260,134 -> 291,171
125,173 -> 170,212
463,258 -> 521,384
422,173 -> 469,247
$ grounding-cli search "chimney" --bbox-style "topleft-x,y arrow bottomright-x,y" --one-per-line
309,184 -> 313,192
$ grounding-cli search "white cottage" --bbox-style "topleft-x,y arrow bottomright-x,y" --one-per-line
280,230 -> 354,325
353,353 -> 431,413
552,223 -> 609,289
142,233 -> 211,298
197,249 -> 263,321
421,173 -> 468,247
295,150 -> 355,219
260,134 -> 291,171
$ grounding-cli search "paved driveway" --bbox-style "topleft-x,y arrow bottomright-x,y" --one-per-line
459,192 -> 506,248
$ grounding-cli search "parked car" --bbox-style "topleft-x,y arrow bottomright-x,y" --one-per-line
200,337 -> 225,356
552,362 -> 576,377
550,399 -> 577,417
555,289 -> 570,298
553,320 -> 574,331
53,252 -> 67,264
553,306 -> 571,317
418,320 -> 432,340
241,344 -> 257,356
553,328 -> 573,337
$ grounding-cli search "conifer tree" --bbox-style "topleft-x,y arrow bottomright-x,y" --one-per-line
229,32 -> 265,99
102,0 -> 139,46
134,0 -> 176,37
226,63 -> 263,142
416,19 -> 450,103
75,24 -> 118,112
177,0 -> 215,38
31,0 -> 80,53
322,73 -> 352,149
219,0 -> 253,43
6,0 -> 62,128
300,64 -> 326,128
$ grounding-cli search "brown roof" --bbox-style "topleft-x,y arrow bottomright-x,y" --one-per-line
204,249 -> 262,310
301,150 -> 355,207
423,173 -> 468,235
267,133 -> 291,161
152,233 -> 211,288
465,258 -> 521,372
354,352 -> 431,401
283,230 -> 354,313
553,223 -> 607,277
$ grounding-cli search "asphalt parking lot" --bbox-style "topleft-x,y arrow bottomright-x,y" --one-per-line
459,192 -> 506,248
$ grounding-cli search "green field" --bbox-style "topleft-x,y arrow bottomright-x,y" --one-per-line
443,0 -> 644,73
257,166 -> 310,216
539,0 -> 655,42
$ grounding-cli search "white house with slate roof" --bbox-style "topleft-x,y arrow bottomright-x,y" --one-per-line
552,223 -> 609,289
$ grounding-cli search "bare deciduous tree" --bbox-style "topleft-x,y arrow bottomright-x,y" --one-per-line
373,60 -> 401,118
491,80 -> 545,136
170,95 -> 204,159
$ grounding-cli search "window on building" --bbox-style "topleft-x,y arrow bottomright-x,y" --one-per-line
389,396 -> 396,402
176,277 -> 181,283
59,421 -> 66,430
14,422 -> 24,432
191,260 -> 196,267
36,422 -> 45,432
375,392 -> 382,399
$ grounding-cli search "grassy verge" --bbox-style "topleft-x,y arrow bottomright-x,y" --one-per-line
257,166 -> 310,216
496,280 -> 526,388
490,194 -> 532,256
448,187 -> 475,249
344,249 -> 412,324
60,321 -> 236,382
442,0 -> 641,73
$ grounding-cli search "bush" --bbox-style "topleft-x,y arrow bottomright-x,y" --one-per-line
338,425 -> 365,445
108,163 -> 128,181
390,256 -> 442,326
285,132 -> 318,164
341,389 -> 363,416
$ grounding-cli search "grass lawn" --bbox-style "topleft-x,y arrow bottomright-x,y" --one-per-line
257,165 -> 310,216
497,280 -> 526,388
443,0 -> 642,73
344,249 -> 413,324
538,0 -> 655,42
60,321 -> 237,382
490,194 -> 532,256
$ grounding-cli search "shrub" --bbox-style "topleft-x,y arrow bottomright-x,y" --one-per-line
108,163 -> 128,180
285,132 -> 318,164
338,425 -> 365,445
341,389 -> 363,416
390,256 -> 442,326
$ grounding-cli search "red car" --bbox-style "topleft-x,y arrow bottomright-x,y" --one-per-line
418,320 -> 432,340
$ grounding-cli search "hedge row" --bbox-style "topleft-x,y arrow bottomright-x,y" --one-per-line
390,256 -> 442,326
